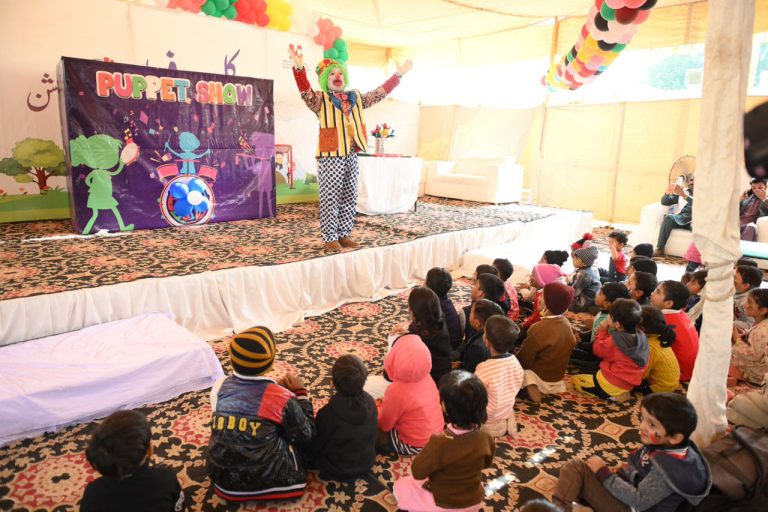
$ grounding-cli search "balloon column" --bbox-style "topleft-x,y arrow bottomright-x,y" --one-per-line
544,0 -> 657,91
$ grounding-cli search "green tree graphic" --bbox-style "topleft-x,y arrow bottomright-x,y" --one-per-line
0,138 -> 66,194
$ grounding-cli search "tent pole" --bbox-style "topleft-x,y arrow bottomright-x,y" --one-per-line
687,0 -> 755,448
535,17 -> 559,205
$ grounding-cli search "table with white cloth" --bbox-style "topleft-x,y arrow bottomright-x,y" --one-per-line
356,155 -> 423,215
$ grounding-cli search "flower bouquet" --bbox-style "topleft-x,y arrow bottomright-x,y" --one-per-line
371,124 -> 395,139
371,124 -> 394,154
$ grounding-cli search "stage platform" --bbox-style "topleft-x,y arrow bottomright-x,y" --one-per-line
0,197 -> 592,346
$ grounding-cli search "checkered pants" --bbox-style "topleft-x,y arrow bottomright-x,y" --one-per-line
317,153 -> 359,242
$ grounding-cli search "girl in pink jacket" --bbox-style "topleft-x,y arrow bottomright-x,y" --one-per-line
377,334 -> 445,455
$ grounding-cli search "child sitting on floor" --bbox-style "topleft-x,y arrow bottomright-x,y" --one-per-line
311,355 -> 378,482
627,270 -> 657,306
570,282 -> 631,373
569,244 -> 601,313
516,281 -> 576,403
731,288 -> 768,385
377,334 -> 444,455
493,257 -> 520,320
389,286 -> 452,387
734,264 -> 763,330
650,281 -> 699,383
426,267 -> 463,351
636,305 -> 680,394
727,372 -> 768,429
393,370 -> 495,512
456,299 -> 505,373
599,230 -> 629,284
462,272 -> 510,342
207,326 -> 315,502
631,243 -> 654,259
81,410 -> 184,512
475,315 -> 524,437
627,256 -> 658,278
552,392 -> 712,512
572,299 -> 648,402
684,270 -> 707,312
520,263 -> 567,331
542,249 -> 570,267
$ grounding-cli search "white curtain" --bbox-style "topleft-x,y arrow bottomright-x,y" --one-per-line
687,0 -> 755,447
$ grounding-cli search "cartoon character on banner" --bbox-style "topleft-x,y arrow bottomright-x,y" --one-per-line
70,134 -> 139,235
157,131 -> 217,227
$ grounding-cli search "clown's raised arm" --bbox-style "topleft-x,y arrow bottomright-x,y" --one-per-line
291,56 -> 413,113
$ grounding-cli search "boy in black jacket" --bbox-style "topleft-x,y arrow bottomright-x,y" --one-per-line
81,410 -> 184,512
311,354 -> 378,481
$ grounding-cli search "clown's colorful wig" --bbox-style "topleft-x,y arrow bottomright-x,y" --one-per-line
315,58 -> 349,93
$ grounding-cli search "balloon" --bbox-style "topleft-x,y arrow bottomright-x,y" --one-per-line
201,1 -> 217,15
174,198 -> 193,217
187,178 -> 207,194
334,38 -> 347,51
223,5 -> 237,18
598,40 -> 617,51
615,7 -> 638,24
256,11 -> 269,25
337,50 -> 349,62
197,197 -> 211,212
214,0 -> 228,9
600,3 -> 615,21
169,182 -> 189,199
624,0 -> 646,7
325,47 -> 339,59
594,13 -> 609,31
605,0 -> 627,8
639,0 -> 657,10
634,8 -> 651,23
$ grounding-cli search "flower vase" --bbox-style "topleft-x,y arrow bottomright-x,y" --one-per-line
375,138 -> 385,155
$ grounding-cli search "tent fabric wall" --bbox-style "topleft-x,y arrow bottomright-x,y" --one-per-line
416,106 -> 535,164
536,104 -> 622,220
514,96 -> 767,223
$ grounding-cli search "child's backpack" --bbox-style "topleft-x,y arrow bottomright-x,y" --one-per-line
694,426 -> 768,512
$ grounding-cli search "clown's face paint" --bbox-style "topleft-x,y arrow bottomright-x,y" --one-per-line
638,407 -> 672,446
328,68 -> 345,92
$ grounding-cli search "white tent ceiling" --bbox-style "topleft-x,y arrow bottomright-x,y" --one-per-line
302,0 -> 705,47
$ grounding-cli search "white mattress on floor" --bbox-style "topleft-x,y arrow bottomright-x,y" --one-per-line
0,312 -> 224,446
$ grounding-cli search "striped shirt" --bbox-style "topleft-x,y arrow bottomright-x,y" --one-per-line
475,354 -> 524,424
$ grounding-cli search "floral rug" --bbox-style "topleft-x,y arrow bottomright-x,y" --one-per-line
0,197 -> 549,301
0,279 -> 644,512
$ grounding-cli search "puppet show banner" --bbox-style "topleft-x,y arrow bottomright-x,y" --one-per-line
0,0 -> 320,224
59,57 -> 275,233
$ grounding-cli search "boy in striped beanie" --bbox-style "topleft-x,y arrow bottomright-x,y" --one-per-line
207,326 -> 315,502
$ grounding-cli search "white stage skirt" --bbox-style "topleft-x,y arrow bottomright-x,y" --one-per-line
0,207 -> 592,347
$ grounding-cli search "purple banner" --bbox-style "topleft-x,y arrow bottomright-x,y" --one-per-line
58,57 -> 275,234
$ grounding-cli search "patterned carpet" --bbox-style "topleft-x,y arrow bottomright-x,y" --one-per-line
0,197 -> 548,301
0,278 -> 645,512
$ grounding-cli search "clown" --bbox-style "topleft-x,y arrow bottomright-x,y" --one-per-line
290,47 -> 412,252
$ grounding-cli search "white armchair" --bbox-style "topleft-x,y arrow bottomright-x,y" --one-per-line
631,201 -> 768,268
629,201 -> 692,257
424,158 -> 523,204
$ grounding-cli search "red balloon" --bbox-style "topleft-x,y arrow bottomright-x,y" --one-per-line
615,7 -> 638,24
255,11 -> 269,26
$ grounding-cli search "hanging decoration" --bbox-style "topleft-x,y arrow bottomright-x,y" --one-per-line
544,0 -> 657,91
157,1 -> 348,64
201,0 -> 238,19
234,0 -> 269,26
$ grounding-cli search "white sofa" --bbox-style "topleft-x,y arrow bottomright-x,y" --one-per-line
424,158 -> 523,204
631,201 -> 768,268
